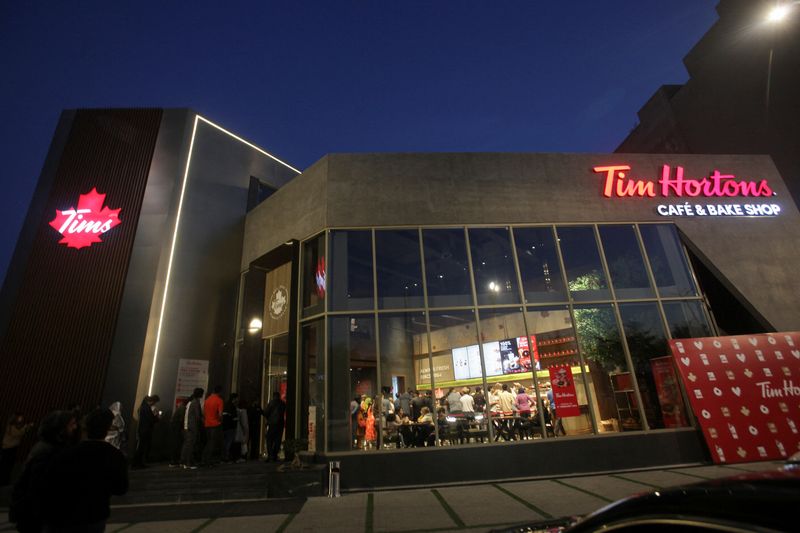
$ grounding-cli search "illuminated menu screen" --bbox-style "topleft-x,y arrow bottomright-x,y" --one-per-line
451,337 -> 535,379
453,344 -> 482,380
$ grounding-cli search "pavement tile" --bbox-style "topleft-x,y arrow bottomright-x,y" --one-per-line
436,484 -> 543,527
613,470 -> 701,489
373,489 -> 455,532
285,493 -> 368,532
560,475 -> 649,502
122,518 -> 210,532
105,525 -> 130,533
721,461 -> 783,472
496,479 -> 606,518
201,514 -> 289,532
671,465 -> 743,479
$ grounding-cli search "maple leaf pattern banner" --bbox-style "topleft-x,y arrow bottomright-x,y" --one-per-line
670,332 -> 800,464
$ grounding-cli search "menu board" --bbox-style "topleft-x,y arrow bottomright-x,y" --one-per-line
482,341 -> 504,376
500,338 -> 523,374
453,344 -> 482,380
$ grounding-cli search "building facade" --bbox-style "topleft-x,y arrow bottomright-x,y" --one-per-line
2,110 -> 799,488
0,108 -> 298,435
240,152 -> 799,487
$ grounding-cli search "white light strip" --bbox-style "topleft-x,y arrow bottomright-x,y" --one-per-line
147,114 -> 301,395
148,115 -> 200,395
197,115 -> 302,174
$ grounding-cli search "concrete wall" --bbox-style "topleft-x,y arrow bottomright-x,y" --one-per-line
99,112 -> 301,426
241,156 -> 328,269
243,152 -> 800,333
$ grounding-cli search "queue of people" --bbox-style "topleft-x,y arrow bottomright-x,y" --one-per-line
352,381 -> 567,450
8,408 -> 128,532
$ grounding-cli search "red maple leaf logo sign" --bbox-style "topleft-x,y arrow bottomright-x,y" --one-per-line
48,188 -> 122,249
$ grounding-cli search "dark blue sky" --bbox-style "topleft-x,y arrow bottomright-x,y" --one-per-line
0,1 -> 718,283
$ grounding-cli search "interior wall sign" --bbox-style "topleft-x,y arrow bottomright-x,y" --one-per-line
592,164 -> 781,217
48,188 -> 122,249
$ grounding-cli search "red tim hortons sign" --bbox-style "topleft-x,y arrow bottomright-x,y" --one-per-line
670,332 -> 800,464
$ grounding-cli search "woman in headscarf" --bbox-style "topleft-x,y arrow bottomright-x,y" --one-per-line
105,402 -> 127,453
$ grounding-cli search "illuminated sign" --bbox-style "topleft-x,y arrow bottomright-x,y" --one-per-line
592,165 -> 781,217
48,188 -> 122,248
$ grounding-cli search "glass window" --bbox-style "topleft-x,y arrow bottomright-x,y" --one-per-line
599,225 -> 654,300
526,306 -> 593,436
301,320 -> 324,452
619,303 -> 689,430
330,230 -> 374,311
375,230 -> 424,309
557,226 -> 611,302
663,300 -> 713,339
468,228 -> 520,306
573,304 -> 639,432
478,308 -> 544,441
378,312 -> 429,449
427,310 -> 484,446
328,315 -> 377,451
423,229 -> 473,308
301,233 -> 325,318
513,226 -> 567,303
639,224 -> 697,297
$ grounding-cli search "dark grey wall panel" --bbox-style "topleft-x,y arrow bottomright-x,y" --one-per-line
0,109 -> 162,424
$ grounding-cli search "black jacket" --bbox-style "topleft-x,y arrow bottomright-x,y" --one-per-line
264,398 -> 286,428
138,401 -> 157,435
41,440 -> 129,527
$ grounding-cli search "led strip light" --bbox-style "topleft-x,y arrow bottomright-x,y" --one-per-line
147,114 -> 300,394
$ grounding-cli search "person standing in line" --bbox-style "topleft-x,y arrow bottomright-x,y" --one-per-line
1,413 -> 34,486
234,402 -> 249,462
499,384 -> 516,439
104,402 -> 127,453
9,411 -> 78,532
132,395 -> 160,469
349,395 -> 360,449
545,382 -> 565,436
473,387 -> 486,413
263,391 -> 286,462
40,408 -> 128,533
399,389 -> 412,416
222,393 -> 239,462
168,398 -> 187,467
460,388 -> 475,417
514,386 -> 533,439
202,386 -> 224,466
410,390 -> 424,421
181,388 -> 204,469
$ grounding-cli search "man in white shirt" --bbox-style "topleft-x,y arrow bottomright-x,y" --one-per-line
460,388 -> 475,414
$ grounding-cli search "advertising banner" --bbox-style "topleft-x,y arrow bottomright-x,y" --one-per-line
548,364 -> 580,417
174,358 -> 209,408
670,332 -> 800,464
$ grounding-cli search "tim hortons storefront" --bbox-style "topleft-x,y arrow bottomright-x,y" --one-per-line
239,152 -> 800,489
2,109 -> 799,487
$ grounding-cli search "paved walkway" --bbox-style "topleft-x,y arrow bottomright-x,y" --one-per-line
0,461 -> 783,533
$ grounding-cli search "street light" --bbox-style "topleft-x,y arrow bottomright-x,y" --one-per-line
766,4 -> 790,23
763,2 -> 796,121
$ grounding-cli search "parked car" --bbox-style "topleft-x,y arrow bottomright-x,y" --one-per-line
492,456 -> 800,533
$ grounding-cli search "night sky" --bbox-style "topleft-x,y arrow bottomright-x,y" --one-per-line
0,1 -> 718,284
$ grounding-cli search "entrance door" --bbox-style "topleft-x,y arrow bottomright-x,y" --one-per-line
260,334 -> 289,457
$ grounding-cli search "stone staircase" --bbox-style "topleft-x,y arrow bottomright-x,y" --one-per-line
113,460 -> 325,505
